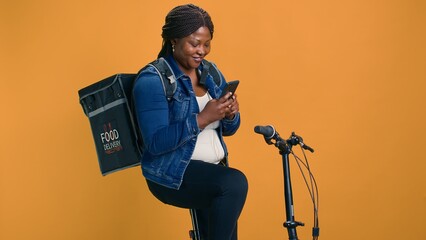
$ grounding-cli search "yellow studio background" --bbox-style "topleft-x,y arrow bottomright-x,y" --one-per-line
1,0 -> 425,239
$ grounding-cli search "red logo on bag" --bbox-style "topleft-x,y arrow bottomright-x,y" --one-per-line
100,122 -> 123,154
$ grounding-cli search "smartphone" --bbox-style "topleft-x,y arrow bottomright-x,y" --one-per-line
219,80 -> 240,99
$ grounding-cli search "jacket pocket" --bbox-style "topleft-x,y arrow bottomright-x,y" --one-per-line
169,89 -> 190,121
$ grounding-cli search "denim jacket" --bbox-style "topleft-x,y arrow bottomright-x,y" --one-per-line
133,55 -> 241,189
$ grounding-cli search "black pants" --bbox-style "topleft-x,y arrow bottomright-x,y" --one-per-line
146,160 -> 248,240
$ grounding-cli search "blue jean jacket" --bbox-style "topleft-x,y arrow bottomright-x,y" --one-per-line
133,56 -> 241,189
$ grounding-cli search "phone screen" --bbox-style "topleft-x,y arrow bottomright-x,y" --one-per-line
219,80 -> 239,98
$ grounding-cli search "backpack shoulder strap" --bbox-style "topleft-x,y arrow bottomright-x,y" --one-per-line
149,58 -> 177,100
201,59 -> 222,87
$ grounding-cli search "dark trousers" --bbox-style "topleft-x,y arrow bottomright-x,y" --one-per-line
146,160 -> 248,240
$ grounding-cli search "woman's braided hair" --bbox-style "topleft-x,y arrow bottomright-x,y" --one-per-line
158,4 -> 214,58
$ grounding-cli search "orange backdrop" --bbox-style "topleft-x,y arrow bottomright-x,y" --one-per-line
1,0 -> 425,239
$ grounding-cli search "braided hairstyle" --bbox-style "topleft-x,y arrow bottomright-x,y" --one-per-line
158,4 -> 214,58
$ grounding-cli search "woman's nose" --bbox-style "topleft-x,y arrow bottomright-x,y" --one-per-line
197,46 -> 206,56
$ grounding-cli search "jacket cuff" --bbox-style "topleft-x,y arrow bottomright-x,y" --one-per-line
223,112 -> 240,123
189,113 -> 201,135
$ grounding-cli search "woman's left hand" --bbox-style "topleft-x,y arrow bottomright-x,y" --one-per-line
225,93 -> 239,119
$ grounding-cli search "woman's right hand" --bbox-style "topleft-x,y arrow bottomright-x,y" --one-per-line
197,92 -> 234,129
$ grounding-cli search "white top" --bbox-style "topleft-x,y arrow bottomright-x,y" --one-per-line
191,92 -> 225,164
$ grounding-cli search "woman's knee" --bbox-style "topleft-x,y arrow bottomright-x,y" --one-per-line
223,168 -> 248,198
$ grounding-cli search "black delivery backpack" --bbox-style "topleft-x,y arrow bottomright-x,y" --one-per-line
78,58 -> 222,176
79,73 -> 141,175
